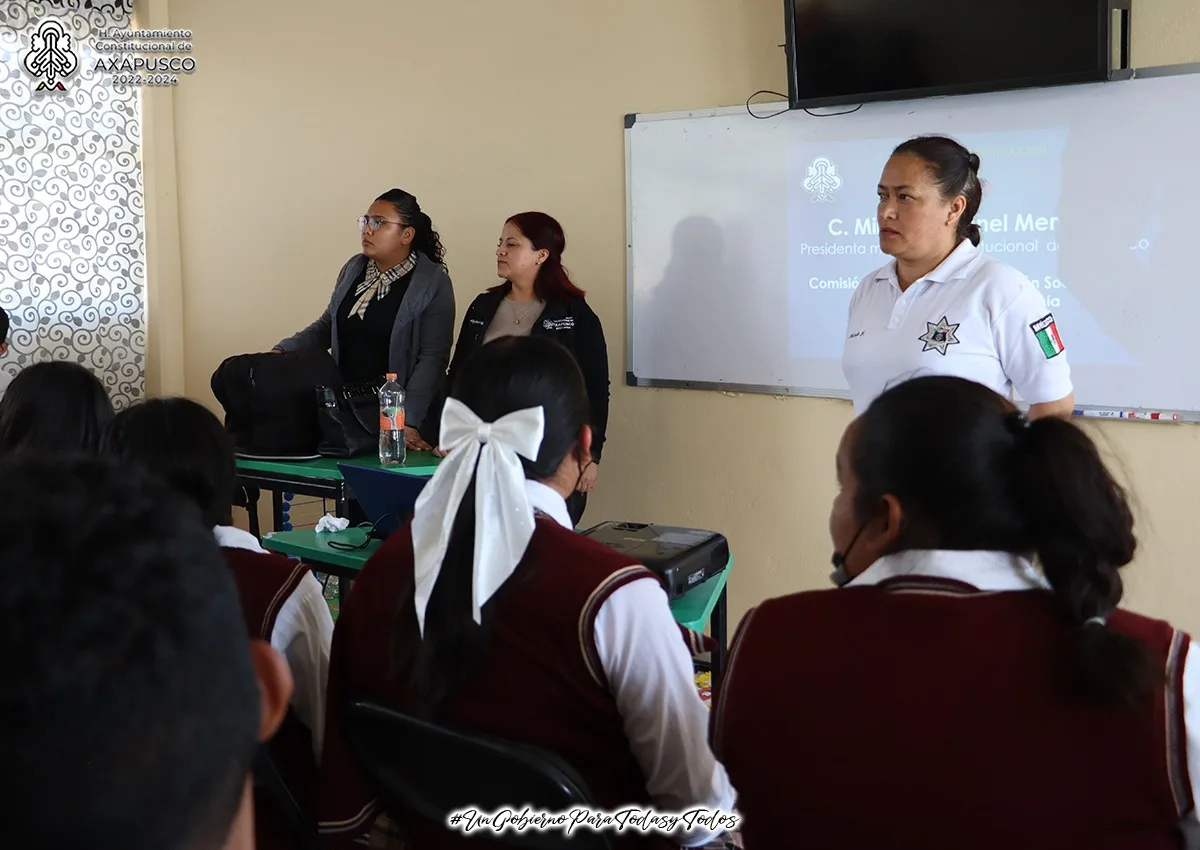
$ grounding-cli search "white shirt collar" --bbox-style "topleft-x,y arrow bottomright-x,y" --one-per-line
875,238 -> 980,286
525,479 -> 573,530
848,549 -> 1049,592
213,525 -> 268,554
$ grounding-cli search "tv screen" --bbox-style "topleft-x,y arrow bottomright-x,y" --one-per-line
786,0 -> 1112,109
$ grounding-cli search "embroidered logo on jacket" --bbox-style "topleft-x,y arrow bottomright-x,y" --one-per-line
918,316 -> 960,356
542,317 -> 574,331
1030,313 -> 1065,359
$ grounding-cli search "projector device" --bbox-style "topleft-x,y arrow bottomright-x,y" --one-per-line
581,521 -> 728,599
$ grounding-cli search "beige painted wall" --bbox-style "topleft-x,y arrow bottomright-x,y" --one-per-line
142,0 -> 1200,632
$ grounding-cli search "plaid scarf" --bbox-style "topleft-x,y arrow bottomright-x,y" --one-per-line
349,253 -> 418,320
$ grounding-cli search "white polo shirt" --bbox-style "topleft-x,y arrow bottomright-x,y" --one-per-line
842,240 -> 1073,414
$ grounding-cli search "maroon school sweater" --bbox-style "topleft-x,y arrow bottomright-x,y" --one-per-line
318,519 -> 685,850
222,547 -> 320,850
713,575 -> 1193,850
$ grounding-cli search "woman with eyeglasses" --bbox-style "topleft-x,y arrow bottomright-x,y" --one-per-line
428,212 -> 608,524
273,189 -> 455,451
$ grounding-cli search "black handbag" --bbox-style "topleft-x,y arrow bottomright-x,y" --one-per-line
211,350 -> 343,459
316,378 -> 383,458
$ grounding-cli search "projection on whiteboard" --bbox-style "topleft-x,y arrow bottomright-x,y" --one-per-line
625,74 -> 1200,412
787,132 -> 1134,369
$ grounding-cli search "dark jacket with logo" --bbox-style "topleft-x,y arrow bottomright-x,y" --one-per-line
430,285 -> 609,461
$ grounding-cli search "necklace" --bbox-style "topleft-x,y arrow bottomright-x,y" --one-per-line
508,297 -> 538,326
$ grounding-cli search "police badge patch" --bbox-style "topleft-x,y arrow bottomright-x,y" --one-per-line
918,316 -> 960,356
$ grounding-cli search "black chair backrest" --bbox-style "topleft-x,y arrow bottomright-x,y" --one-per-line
343,700 -> 614,849
253,747 -> 323,850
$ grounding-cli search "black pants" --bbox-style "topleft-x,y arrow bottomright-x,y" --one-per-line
566,491 -> 588,528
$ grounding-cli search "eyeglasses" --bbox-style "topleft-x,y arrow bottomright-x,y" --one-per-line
357,215 -> 410,233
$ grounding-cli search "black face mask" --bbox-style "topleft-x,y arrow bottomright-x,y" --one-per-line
829,521 -> 870,587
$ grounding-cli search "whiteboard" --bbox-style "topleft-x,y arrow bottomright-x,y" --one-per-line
624,65 -> 1200,418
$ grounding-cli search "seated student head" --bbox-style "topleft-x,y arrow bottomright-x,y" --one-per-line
0,455 -> 293,850
106,396 -> 237,528
450,333 -> 592,492
0,305 -> 9,355
405,334 -> 592,712
0,360 -> 114,454
830,374 -> 1151,704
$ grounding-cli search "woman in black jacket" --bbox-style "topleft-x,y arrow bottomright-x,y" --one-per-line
434,212 -> 609,524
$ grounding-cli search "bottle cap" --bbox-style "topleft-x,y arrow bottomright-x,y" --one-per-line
386,373 -> 397,381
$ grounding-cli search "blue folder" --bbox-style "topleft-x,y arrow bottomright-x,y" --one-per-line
337,463 -> 430,540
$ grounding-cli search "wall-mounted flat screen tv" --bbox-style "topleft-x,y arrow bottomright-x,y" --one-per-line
786,0 -> 1119,110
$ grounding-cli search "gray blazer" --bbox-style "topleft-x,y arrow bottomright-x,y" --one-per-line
275,252 -> 455,432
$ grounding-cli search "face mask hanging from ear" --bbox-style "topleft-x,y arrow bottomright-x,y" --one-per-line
829,521 -> 870,587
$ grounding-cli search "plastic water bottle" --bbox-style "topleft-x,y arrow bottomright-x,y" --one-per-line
379,373 -> 406,466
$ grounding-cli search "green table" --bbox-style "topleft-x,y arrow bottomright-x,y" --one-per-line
262,527 -> 733,683
261,527 -> 381,572
235,452 -> 441,535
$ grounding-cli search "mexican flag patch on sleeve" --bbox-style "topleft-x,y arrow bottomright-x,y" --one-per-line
1030,313 -> 1065,359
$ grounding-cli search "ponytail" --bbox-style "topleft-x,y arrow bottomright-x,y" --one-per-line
855,376 -> 1161,709
393,472 -> 490,719
388,336 -> 592,718
374,188 -> 447,268
411,210 -> 447,267
1013,413 -> 1157,707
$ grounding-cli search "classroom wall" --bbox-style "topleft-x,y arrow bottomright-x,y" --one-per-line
142,0 -> 1200,632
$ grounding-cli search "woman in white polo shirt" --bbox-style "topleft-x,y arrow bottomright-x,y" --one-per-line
843,135 -> 1074,418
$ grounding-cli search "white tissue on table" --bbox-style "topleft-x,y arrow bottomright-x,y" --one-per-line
315,514 -> 350,534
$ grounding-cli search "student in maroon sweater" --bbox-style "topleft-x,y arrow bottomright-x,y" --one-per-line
716,375 -> 1199,850
319,336 -> 734,850
107,397 -> 334,850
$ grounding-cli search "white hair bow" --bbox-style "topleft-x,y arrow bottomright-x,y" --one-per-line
411,397 -> 545,636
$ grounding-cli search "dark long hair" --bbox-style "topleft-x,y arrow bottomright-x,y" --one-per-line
496,211 -> 586,303
0,455 -> 259,850
106,397 -> 238,529
892,135 -> 984,247
852,376 -> 1155,707
376,188 -> 447,266
0,361 -> 114,455
396,335 -> 590,718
